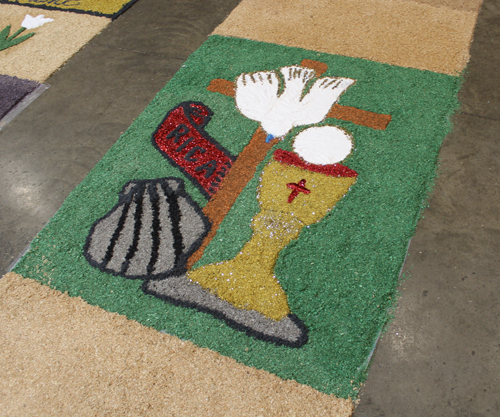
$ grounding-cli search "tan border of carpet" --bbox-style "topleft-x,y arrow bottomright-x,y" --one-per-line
0,4 -> 110,82
0,272 -> 354,416
212,0 -> 481,75
406,0 -> 481,12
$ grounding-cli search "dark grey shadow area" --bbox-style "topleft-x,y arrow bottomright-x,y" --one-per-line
0,0 -> 241,275
0,75 -> 39,120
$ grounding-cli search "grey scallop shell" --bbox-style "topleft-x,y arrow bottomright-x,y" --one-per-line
83,177 -> 210,280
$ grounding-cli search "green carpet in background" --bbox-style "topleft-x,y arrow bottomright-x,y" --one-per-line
13,35 -> 461,398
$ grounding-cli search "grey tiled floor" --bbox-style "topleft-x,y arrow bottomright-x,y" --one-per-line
0,0 -> 498,415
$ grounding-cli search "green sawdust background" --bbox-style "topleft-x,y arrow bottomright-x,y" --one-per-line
13,35 -> 461,398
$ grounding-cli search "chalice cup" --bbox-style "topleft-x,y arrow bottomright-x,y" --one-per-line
188,149 -> 358,324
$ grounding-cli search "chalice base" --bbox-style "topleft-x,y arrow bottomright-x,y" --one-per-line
143,275 -> 308,347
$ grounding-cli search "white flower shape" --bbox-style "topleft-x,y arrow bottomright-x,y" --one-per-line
21,14 -> 54,30
235,66 -> 355,139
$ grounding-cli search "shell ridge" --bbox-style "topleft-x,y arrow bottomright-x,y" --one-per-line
146,182 -> 162,276
100,200 -> 132,269
120,184 -> 146,275
161,181 -> 184,269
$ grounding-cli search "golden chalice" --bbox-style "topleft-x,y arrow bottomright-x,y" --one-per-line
188,127 -> 357,323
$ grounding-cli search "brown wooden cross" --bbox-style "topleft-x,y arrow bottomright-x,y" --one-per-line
186,60 -> 391,268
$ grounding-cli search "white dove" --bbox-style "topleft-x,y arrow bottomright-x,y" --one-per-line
235,65 -> 355,141
21,14 -> 55,30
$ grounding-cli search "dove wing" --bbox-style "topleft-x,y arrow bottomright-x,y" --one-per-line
235,71 -> 280,123
293,77 -> 356,126
277,66 -> 316,106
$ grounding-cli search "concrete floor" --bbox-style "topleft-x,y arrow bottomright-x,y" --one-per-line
0,0 -> 498,415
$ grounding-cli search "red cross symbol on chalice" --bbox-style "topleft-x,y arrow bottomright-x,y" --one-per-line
287,179 -> 310,203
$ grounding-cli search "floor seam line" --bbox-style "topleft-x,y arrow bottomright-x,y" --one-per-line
460,111 -> 500,121
89,43 -> 187,60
